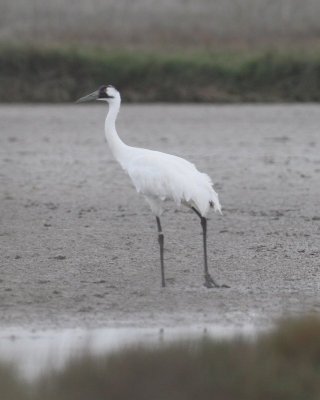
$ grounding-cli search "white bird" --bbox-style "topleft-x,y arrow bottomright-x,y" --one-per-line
77,85 -> 228,288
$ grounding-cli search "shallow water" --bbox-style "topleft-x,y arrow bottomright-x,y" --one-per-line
0,324 -> 260,380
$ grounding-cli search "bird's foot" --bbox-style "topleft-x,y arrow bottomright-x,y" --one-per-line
204,274 -> 230,289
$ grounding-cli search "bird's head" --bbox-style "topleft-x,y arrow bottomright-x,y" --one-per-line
76,85 -> 120,104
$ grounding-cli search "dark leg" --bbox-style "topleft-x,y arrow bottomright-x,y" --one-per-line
156,216 -> 165,287
201,216 -> 220,288
192,207 -> 229,288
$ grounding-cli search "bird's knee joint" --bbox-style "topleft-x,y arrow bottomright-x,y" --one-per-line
158,232 -> 164,237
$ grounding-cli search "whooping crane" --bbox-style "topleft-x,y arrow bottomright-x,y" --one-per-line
77,85 -> 228,288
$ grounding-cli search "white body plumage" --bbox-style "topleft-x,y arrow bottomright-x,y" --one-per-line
103,87 -> 221,217
77,84 -> 226,288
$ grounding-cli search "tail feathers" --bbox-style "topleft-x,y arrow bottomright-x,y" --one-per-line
210,200 -> 222,215
208,181 -> 222,215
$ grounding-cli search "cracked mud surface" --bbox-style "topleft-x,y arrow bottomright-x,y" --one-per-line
0,104 -> 319,330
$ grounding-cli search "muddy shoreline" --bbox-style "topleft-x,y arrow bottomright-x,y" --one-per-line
1,104 -> 319,330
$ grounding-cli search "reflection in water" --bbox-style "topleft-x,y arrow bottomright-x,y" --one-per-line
0,324 -> 258,380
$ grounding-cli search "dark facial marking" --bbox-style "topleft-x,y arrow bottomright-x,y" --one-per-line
98,85 -> 113,99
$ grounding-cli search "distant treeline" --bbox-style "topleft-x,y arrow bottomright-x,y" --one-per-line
1,46 -> 320,102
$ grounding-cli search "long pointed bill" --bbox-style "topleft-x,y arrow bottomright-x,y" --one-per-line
76,90 -> 99,103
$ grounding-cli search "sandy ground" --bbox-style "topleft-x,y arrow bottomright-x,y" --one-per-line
0,104 -> 319,330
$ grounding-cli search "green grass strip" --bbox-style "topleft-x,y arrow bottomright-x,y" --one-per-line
1,45 -> 320,102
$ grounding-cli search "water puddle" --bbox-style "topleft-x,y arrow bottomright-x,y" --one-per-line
0,324 -> 260,380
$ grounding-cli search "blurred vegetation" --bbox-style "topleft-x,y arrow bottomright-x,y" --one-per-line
1,0 -> 320,50
1,46 -> 320,102
1,317 -> 320,399
1,0 -> 320,102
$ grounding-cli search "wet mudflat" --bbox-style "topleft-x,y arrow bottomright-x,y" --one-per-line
0,104 -> 319,331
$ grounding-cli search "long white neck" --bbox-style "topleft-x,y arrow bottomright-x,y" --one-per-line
104,97 -> 130,166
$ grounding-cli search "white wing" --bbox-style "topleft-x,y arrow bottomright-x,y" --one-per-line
124,149 -> 221,217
